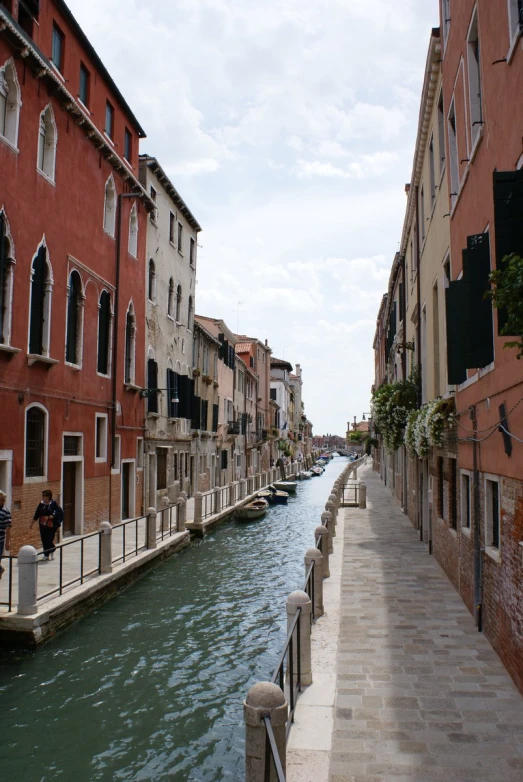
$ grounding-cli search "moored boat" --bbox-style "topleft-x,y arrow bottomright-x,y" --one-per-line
272,480 -> 297,493
257,485 -> 289,504
310,466 -> 324,476
237,498 -> 269,521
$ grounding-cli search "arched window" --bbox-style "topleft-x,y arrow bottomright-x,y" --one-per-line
37,105 -> 57,182
128,203 -> 138,258
124,303 -> 136,385
0,211 -> 15,346
187,295 -> 193,331
25,405 -> 47,478
148,259 -> 156,302
147,347 -> 158,414
103,175 -> 116,237
168,278 -> 174,317
29,243 -> 52,356
176,284 -> 182,322
65,270 -> 84,365
97,290 -> 111,375
0,58 -> 21,148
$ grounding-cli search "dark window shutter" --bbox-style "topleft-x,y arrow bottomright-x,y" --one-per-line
201,399 -> 208,431
445,281 -> 467,385
66,274 -> 79,363
192,395 -> 201,429
30,247 -> 46,355
187,378 -> 195,421
493,169 -> 523,333
98,292 -> 110,374
147,359 -> 158,413
464,233 -> 494,368
178,374 -> 187,418
167,369 -> 179,418
398,283 -> 404,323
212,403 -> 219,432
0,215 -> 6,343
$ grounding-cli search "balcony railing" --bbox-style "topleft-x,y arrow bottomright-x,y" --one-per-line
227,421 -> 241,435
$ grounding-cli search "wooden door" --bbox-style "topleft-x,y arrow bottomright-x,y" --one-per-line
62,462 -> 76,536
122,463 -> 130,520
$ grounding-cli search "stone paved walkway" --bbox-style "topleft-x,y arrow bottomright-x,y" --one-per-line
330,465 -> 523,782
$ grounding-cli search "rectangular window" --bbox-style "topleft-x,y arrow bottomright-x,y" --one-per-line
95,414 -> 108,462
447,99 -> 459,207
429,136 -> 436,207
450,458 -> 457,529
124,128 -> 132,162
177,222 -> 183,253
486,478 -> 500,550
190,237 -> 195,266
437,91 -> 446,173
467,12 -> 483,147
79,63 -> 90,107
150,186 -> 157,223
51,23 -> 64,72
157,450 -> 167,490
136,438 -> 144,469
112,435 -> 121,473
461,472 -> 471,528
63,435 -> 81,456
442,0 -> 451,44
270,388 -> 277,401
105,101 -> 114,138
437,457 -> 444,518
169,212 -> 175,244
420,186 -> 425,242
508,0 -> 523,42
221,449 -> 228,471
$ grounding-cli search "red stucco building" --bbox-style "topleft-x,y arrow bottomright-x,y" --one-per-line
0,1 -> 152,551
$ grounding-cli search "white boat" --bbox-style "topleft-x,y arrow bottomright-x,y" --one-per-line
272,480 -> 297,493
298,471 -> 312,480
237,498 -> 269,521
310,466 -> 324,476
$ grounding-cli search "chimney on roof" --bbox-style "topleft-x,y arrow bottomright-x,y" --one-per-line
405,183 -> 411,195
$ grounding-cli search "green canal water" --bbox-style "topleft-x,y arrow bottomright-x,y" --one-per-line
0,458 -> 349,782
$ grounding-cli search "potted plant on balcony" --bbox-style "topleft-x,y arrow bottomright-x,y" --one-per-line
213,380 -> 219,388
193,368 -> 201,378
202,374 -> 212,385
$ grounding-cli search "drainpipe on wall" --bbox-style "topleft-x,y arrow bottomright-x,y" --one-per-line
471,405 -> 483,631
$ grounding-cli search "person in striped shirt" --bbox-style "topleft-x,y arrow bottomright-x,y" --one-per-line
0,490 -> 12,578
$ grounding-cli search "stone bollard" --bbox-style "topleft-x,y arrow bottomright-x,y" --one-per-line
240,478 -> 247,500
194,492 -> 203,524
321,510 -> 334,554
99,521 -> 113,574
359,482 -> 367,509
18,545 -> 38,615
229,482 -> 236,507
177,497 -> 186,531
147,506 -> 157,549
304,547 -> 324,617
286,590 -> 312,686
161,496 -> 170,533
214,487 -> 221,514
315,524 -> 330,577
329,492 -> 338,513
244,682 -> 288,782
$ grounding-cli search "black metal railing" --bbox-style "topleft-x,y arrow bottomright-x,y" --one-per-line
157,503 -> 179,541
0,555 -> 15,612
202,491 -> 215,520
262,715 -> 286,782
271,606 -> 302,736
303,560 -> 315,623
38,529 -> 102,602
111,514 -> 147,566
219,485 -> 229,509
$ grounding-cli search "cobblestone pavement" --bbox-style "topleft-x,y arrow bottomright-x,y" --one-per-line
330,465 -> 523,782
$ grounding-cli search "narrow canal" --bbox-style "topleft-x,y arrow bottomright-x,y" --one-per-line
0,457 -> 349,782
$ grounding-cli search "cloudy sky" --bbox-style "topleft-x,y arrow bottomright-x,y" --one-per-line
68,0 -> 438,436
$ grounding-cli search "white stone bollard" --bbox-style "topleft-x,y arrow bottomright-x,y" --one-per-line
147,506 -> 157,549
321,510 -> 334,554
177,497 -> 186,531
214,487 -> 221,514
194,492 -> 203,524
18,545 -> 38,615
304,547 -> 324,617
161,496 -> 170,533
240,479 -> 247,500
359,482 -> 367,509
286,590 -> 312,686
244,682 -> 288,782
99,521 -> 113,574
315,525 -> 330,577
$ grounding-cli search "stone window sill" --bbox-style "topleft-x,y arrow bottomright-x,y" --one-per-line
124,382 -> 141,393
27,354 -> 59,368
461,526 -> 471,538
484,546 -> 501,564
0,344 -> 21,357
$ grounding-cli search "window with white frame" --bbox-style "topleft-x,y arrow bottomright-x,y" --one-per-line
176,284 -> 182,322
150,186 -> 157,224
148,259 -> 156,302
190,236 -> 195,266
467,11 -> 483,147
95,414 -> 108,462
104,175 -> 116,237
168,278 -> 175,318
112,435 -> 121,473
136,437 -> 144,470
0,58 -> 21,149
187,295 -> 193,331
25,404 -> 47,478
65,270 -> 84,365
420,186 -> 426,242
29,243 -> 53,357
442,0 -> 451,44
37,105 -> 57,182
447,99 -> 459,206
203,344 -> 209,374
508,0 -> 523,43
437,91 -> 446,175
461,471 -> 471,529
429,135 -> 436,207
128,203 -> 138,258
177,221 -> 183,253
485,476 -> 501,550
124,303 -> 136,385
0,210 -> 15,346
169,211 -> 175,244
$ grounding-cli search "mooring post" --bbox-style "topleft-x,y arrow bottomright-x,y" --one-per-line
315,524 -> 330,577
304,547 -> 324,617
194,492 -> 203,524
161,496 -> 170,533
359,482 -> 367,509
214,487 -> 221,514
321,510 -> 334,555
325,500 -> 336,541
177,496 -> 187,531
244,682 -> 288,782
146,506 -> 157,549
99,521 -> 113,574
229,482 -> 236,507
17,545 -> 38,615
286,590 -> 312,686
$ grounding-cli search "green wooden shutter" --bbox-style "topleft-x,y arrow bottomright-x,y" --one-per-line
464,233 -> 494,368
445,281 -> 467,385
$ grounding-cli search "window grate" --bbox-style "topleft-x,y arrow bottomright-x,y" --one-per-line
63,435 -> 80,456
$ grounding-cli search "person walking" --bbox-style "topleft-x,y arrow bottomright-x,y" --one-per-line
0,490 -> 11,579
30,490 -> 63,560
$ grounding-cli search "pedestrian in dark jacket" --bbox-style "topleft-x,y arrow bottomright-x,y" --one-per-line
30,490 -> 63,560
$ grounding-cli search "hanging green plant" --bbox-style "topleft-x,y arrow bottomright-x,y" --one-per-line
488,254 -> 523,358
405,397 -> 456,459
372,370 -> 419,453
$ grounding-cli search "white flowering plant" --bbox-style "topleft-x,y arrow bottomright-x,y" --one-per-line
404,398 -> 455,459
372,372 -> 419,453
